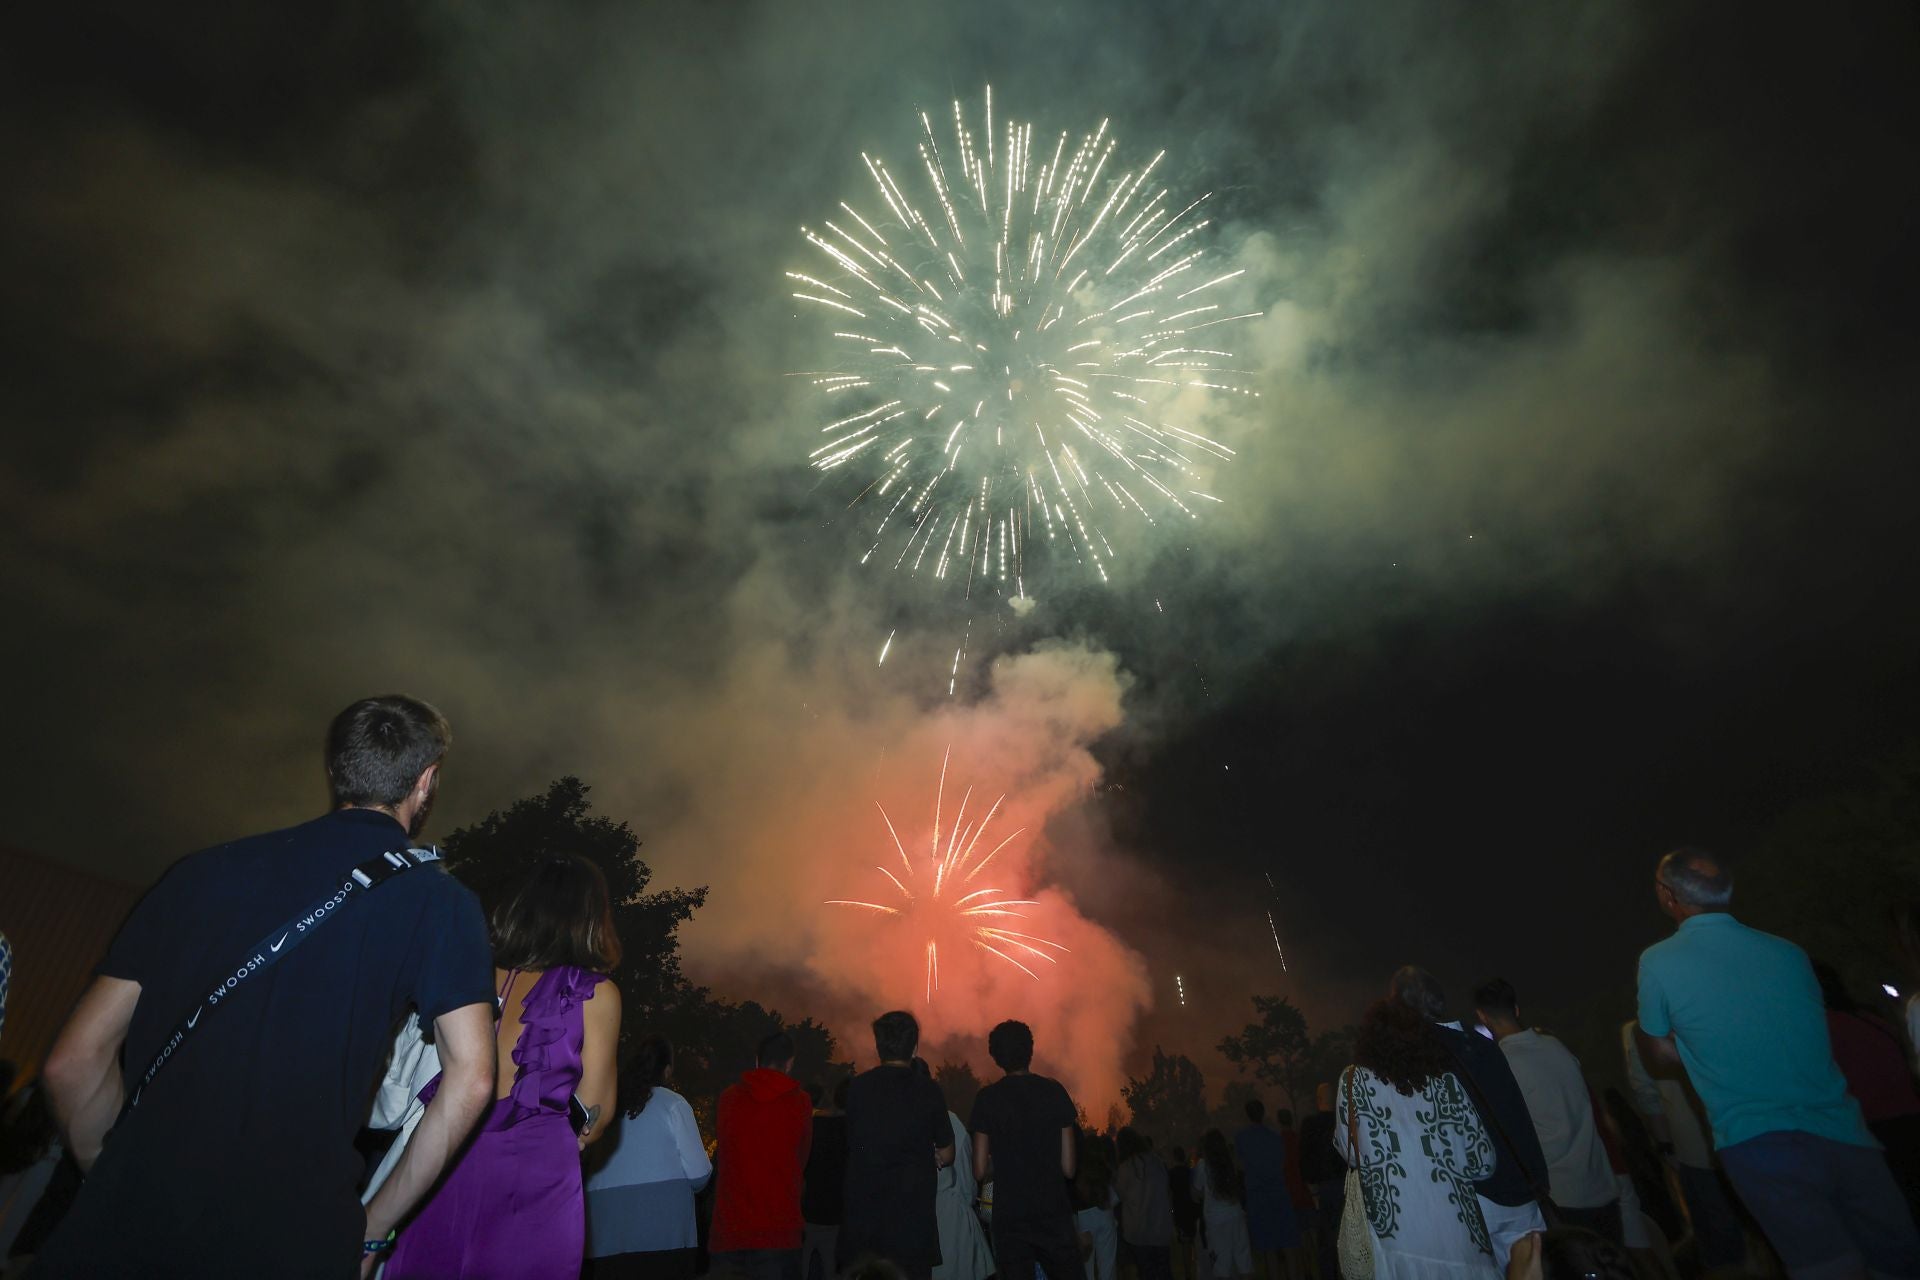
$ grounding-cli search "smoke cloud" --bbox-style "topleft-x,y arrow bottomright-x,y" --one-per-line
648,636 -> 1147,1108
3,0 -> 1914,1095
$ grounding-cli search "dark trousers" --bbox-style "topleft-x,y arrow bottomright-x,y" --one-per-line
1874,1113 -> 1920,1228
1718,1130 -> 1920,1278
1125,1242 -> 1174,1280
801,1225 -> 839,1280
711,1248 -> 803,1280
1310,1180 -> 1343,1280
993,1216 -> 1083,1280
586,1248 -> 700,1280
1552,1199 -> 1624,1245
1674,1163 -> 1747,1271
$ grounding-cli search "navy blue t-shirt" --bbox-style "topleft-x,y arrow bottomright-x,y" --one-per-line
38,808 -> 494,1279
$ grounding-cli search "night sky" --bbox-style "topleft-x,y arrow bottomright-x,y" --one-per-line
5,1 -> 1918,1092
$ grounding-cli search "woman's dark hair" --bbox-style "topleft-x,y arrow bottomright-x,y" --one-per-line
1538,1226 -> 1636,1280
491,854 -> 622,972
1199,1128 -> 1241,1204
1353,998 -> 1454,1096
1116,1126 -> 1149,1162
620,1037 -> 674,1119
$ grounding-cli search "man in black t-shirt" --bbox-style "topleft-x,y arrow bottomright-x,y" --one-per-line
969,1019 -> 1080,1280
839,1010 -> 954,1280
38,695 -> 498,1278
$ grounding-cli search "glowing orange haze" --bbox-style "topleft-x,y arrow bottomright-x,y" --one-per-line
656,639 -> 1152,1115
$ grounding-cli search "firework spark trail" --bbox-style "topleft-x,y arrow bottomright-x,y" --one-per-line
825,746 -> 1071,1002
793,88 -> 1257,608
1260,871 -> 1290,972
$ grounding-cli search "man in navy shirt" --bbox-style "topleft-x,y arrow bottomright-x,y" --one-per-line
39,695 -> 498,1278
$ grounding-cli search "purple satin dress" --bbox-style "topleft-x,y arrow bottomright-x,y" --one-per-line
386,965 -> 607,1280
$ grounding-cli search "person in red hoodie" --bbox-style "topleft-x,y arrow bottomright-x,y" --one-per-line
712,1031 -> 815,1280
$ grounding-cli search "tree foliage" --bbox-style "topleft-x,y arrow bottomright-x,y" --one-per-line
1303,1026 -> 1358,1098
1217,995 -> 1314,1114
1739,746 -> 1920,1004
1121,1047 -> 1209,1149
442,776 -> 705,1024
935,1060 -> 984,1125
1209,1077 -> 1262,1136
440,777 -> 838,1132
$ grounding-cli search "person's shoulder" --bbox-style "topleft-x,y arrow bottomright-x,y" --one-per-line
1637,928 -> 1684,968
1737,918 -> 1805,958
581,971 -> 621,1016
383,861 -> 486,925
1435,1022 -> 1483,1061
159,816 -> 320,880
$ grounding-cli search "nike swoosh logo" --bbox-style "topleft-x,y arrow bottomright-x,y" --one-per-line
270,934 -> 288,953
187,1009 -> 202,1028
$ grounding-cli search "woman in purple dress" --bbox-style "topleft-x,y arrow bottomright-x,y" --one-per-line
385,855 -> 623,1279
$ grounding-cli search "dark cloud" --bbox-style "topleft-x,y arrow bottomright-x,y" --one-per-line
3,0 -> 1916,1071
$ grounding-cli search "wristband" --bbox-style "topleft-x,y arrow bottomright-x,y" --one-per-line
364,1231 -> 396,1255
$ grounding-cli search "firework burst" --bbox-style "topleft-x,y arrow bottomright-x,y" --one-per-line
792,87 -> 1256,608
826,746 -> 1071,1003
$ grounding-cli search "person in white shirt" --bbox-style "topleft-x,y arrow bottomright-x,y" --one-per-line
1472,979 -> 1622,1246
583,1038 -> 713,1279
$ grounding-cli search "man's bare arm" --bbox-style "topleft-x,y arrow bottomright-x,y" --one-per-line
1060,1126 -> 1078,1178
44,976 -> 141,1171
1635,1025 -> 1681,1070
363,1003 -> 495,1245
973,1131 -> 991,1183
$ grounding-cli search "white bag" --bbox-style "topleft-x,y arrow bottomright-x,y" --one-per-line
363,1012 -> 442,1202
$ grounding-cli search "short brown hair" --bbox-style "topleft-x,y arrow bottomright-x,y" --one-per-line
325,695 -> 451,808
491,854 -> 622,973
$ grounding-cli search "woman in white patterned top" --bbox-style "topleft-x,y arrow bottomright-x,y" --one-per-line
1335,999 -> 1500,1279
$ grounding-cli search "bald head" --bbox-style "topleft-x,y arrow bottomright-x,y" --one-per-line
1656,846 -> 1733,919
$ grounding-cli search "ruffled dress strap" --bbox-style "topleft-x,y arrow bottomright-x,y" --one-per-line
505,964 -> 609,1120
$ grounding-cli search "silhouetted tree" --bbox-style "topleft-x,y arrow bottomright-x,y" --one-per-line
934,1060 -> 984,1123
1122,1047 -> 1209,1149
440,777 -> 839,1138
1303,1026 -> 1357,1096
1218,995 -> 1313,1114
442,777 -> 705,1032
1210,1078 -> 1262,1136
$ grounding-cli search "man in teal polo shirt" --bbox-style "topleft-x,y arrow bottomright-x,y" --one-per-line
1636,847 -> 1920,1279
